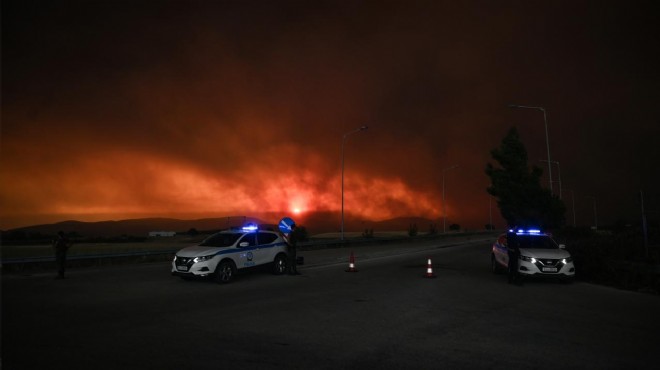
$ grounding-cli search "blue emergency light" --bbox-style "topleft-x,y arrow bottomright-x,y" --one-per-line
242,224 -> 259,232
509,228 -> 542,235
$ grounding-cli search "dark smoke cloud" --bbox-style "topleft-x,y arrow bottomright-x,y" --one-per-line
2,0 -> 659,230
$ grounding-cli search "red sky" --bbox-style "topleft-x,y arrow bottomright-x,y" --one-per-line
2,1 -> 659,231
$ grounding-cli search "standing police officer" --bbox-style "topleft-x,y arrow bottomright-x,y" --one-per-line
507,230 -> 521,285
285,224 -> 301,275
53,231 -> 70,279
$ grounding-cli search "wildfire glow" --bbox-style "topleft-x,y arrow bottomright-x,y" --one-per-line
0,145 -> 454,229
1,2 -> 513,231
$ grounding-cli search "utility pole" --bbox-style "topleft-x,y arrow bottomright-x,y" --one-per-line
641,190 -> 649,259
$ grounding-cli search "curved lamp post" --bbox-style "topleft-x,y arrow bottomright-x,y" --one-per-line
341,125 -> 368,241
509,104 -> 553,193
540,159 -> 562,199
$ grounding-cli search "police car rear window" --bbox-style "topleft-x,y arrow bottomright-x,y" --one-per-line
258,232 -> 278,245
239,233 -> 256,246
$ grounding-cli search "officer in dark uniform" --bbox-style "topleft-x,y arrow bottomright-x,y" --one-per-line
285,224 -> 300,275
53,231 -> 70,279
507,230 -> 521,285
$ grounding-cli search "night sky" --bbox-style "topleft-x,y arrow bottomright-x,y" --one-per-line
2,0 -> 659,231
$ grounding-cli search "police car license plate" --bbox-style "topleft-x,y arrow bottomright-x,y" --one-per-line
177,266 -> 188,272
542,267 -> 557,272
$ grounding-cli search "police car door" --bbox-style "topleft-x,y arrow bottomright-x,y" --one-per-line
257,231 -> 279,265
237,232 -> 259,268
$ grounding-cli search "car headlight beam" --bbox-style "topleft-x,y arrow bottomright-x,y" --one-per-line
520,255 -> 537,263
193,255 -> 215,263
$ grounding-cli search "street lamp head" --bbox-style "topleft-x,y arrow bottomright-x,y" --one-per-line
343,125 -> 369,140
509,104 -> 545,112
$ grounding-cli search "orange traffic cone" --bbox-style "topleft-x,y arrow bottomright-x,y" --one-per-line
345,251 -> 358,272
424,257 -> 436,278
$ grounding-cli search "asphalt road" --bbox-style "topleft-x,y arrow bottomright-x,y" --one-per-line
2,237 -> 659,370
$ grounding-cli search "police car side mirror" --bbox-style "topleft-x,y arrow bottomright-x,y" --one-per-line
558,244 -> 566,249
239,242 -> 250,247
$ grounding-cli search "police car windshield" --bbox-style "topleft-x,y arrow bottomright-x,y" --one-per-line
513,235 -> 558,249
199,232 -> 243,247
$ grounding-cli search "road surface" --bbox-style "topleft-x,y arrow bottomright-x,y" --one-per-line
3,237 -> 659,369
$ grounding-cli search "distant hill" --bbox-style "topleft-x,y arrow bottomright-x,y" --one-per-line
2,213 -> 439,238
3,217 -> 266,238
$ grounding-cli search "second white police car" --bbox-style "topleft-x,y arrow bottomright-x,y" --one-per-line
491,228 -> 576,282
171,224 -> 289,283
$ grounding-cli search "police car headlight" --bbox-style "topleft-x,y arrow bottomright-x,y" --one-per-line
193,255 -> 215,263
520,255 -> 536,263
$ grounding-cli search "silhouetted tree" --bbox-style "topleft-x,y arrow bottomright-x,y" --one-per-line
485,127 -> 565,229
449,223 -> 461,231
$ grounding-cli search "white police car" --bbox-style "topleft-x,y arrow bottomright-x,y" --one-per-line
171,225 -> 289,283
491,229 -> 575,282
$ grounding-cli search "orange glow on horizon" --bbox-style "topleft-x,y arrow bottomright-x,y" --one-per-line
0,147 -> 460,229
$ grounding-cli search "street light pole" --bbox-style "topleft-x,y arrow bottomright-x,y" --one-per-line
489,196 -> 493,230
540,159 -> 562,199
509,104 -> 553,193
640,190 -> 649,258
341,125 -> 368,241
586,196 -> 598,230
442,164 -> 459,233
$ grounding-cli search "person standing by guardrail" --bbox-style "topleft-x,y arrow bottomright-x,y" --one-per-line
53,231 -> 71,279
285,224 -> 301,275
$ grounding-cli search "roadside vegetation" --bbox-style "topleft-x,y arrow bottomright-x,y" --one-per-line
555,225 -> 659,293
486,126 -> 658,294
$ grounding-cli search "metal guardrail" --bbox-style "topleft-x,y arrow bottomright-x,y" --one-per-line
0,240 -> 354,265
1,249 -> 180,265
1,231 -> 498,266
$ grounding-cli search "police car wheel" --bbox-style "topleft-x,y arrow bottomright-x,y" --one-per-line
215,261 -> 235,284
272,253 -> 287,275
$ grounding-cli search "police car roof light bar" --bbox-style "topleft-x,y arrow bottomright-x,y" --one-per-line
242,224 -> 259,232
509,228 -> 542,235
